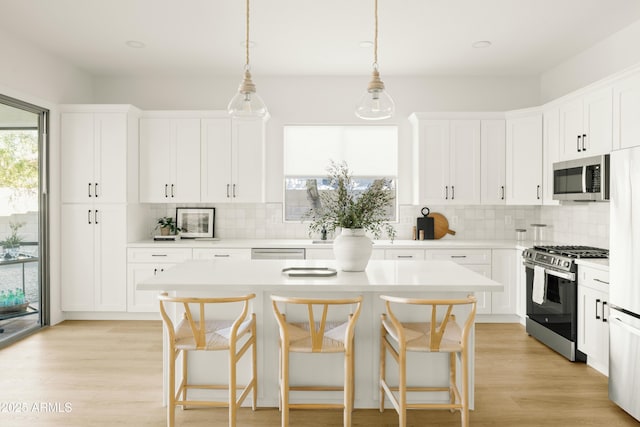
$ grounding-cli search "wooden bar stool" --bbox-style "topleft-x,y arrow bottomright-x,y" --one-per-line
271,295 -> 363,427
158,292 -> 257,427
379,295 -> 477,427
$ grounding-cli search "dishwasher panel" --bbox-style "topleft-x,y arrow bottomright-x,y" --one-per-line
251,248 -> 306,260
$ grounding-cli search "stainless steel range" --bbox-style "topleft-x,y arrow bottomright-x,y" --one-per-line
522,245 -> 609,361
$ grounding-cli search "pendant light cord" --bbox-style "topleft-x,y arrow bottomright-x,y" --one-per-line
245,0 -> 250,68
373,0 -> 378,67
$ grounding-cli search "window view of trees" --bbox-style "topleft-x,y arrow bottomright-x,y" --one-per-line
0,130 -> 38,215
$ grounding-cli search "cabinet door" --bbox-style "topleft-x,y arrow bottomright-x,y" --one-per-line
61,204 -> 95,311
449,120 -> 481,204
578,285 -> 606,361
613,71 -> 640,150
94,204 -> 127,311
419,120 -> 450,204
480,120 -> 506,205
464,264 -> 492,315
61,113 -> 95,203
559,98 -> 584,160
542,108 -> 560,205
94,113 -> 128,204
172,118 -> 201,202
139,118 -> 173,202
491,249 -> 516,314
583,87 -> 613,156
232,118 -> 265,203
201,118 -> 233,202
127,263 -> 173,312
505,114 -> 543,205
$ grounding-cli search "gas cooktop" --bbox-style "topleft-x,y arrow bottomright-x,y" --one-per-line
533,245 -> 609,259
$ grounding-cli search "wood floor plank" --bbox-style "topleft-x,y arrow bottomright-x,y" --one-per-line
0,321 -> 637,426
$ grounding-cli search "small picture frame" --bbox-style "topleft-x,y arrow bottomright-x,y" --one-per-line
175,207 -> 215,239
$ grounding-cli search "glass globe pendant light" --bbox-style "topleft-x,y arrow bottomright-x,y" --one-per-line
355,0 -> 394,120
228,0 -> 268,118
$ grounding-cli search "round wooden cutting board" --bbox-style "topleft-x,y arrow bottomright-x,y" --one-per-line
428,212 -> 456,239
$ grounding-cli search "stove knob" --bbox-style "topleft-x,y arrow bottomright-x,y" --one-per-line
564,261 -> 570,268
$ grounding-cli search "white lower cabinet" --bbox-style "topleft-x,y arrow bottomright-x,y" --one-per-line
490,249 -> 517,314
126,248 -> 193,312
127,263 -> 176,312
193,248 -> 251,260
578,266 -> 610,376
426,249 -> 493,314
61,204 -> 127,312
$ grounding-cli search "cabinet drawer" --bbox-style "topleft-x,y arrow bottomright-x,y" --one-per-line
384,249 -> 425,260
426,249 -> 491,264
193,248 -> 251,260
127,247 -> 192,263
580,267 -> 609,293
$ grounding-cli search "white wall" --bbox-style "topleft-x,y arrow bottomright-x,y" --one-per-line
0,27 -> 94,325
540,19 -> 640,102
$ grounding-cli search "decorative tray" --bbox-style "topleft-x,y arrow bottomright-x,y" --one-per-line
0,302 -> 29,314
282,267 -> 337,277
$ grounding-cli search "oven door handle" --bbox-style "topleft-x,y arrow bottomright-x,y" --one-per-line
523,261 -> 576,281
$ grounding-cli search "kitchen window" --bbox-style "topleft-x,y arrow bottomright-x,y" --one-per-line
283,125 -> 398,222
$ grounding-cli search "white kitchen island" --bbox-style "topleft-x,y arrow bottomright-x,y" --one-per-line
138,259 -> 503,409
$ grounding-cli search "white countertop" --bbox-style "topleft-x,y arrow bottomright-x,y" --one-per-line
128,238 -> 520,250
137,259 -> 504,293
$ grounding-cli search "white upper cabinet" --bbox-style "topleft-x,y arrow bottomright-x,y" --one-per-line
139,116 -> 201,203
559,86 -> 613,160
61,107 -> 138,204
411,116 -> 481,205
505,112 -> 543,205
613,70 -> 640,150
542,108 -> 560,205
201,117 -> 266,203
480,120 -> 506,205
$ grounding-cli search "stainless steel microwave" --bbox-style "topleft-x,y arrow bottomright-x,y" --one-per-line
553,154 -> 610,201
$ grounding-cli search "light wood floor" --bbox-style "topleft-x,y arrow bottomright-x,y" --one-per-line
0,321 -> 637,427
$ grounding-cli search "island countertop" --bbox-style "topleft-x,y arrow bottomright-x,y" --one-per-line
137,259 -> 504,293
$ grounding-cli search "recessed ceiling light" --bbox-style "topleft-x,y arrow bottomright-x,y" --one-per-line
359,41 -> 374,48
472,40 -> 492,49
125,40 -> 146,49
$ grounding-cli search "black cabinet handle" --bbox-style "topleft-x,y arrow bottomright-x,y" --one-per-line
451,255 -> 467,259
536,185 -> 541,200
94,210 -> 99,225
171,184 -> 175,198
226,184 -> 230,198
577,135 -> 582,152
501,186 -> 505,200
153,268 -> 158,275
94,182 -> 99,197
445,186 -> 449,200
164,184 -> 168,198
160,269 -> 165,273
397,255 -> 413,259
88,183 -> 92,197
602,301 -> 608,322
582,134 -> 587,151
214,254 -> 231,258
87,209 -> 92,224
233,184 -> 236,198
595,299 -> 601,319
151,254 -> 168,257
451,185 -> 455,200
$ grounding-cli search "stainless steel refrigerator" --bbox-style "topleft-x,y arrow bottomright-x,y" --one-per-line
609,147 -> 640,421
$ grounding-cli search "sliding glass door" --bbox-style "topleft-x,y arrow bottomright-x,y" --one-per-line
0,94 -> 48,347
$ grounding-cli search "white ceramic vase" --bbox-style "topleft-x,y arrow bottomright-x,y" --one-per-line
333,228 -> 373,272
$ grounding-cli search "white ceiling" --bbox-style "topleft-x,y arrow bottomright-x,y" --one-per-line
2,0 -> 640,78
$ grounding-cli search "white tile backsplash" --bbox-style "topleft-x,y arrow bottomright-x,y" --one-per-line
147,202 -> 609,248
